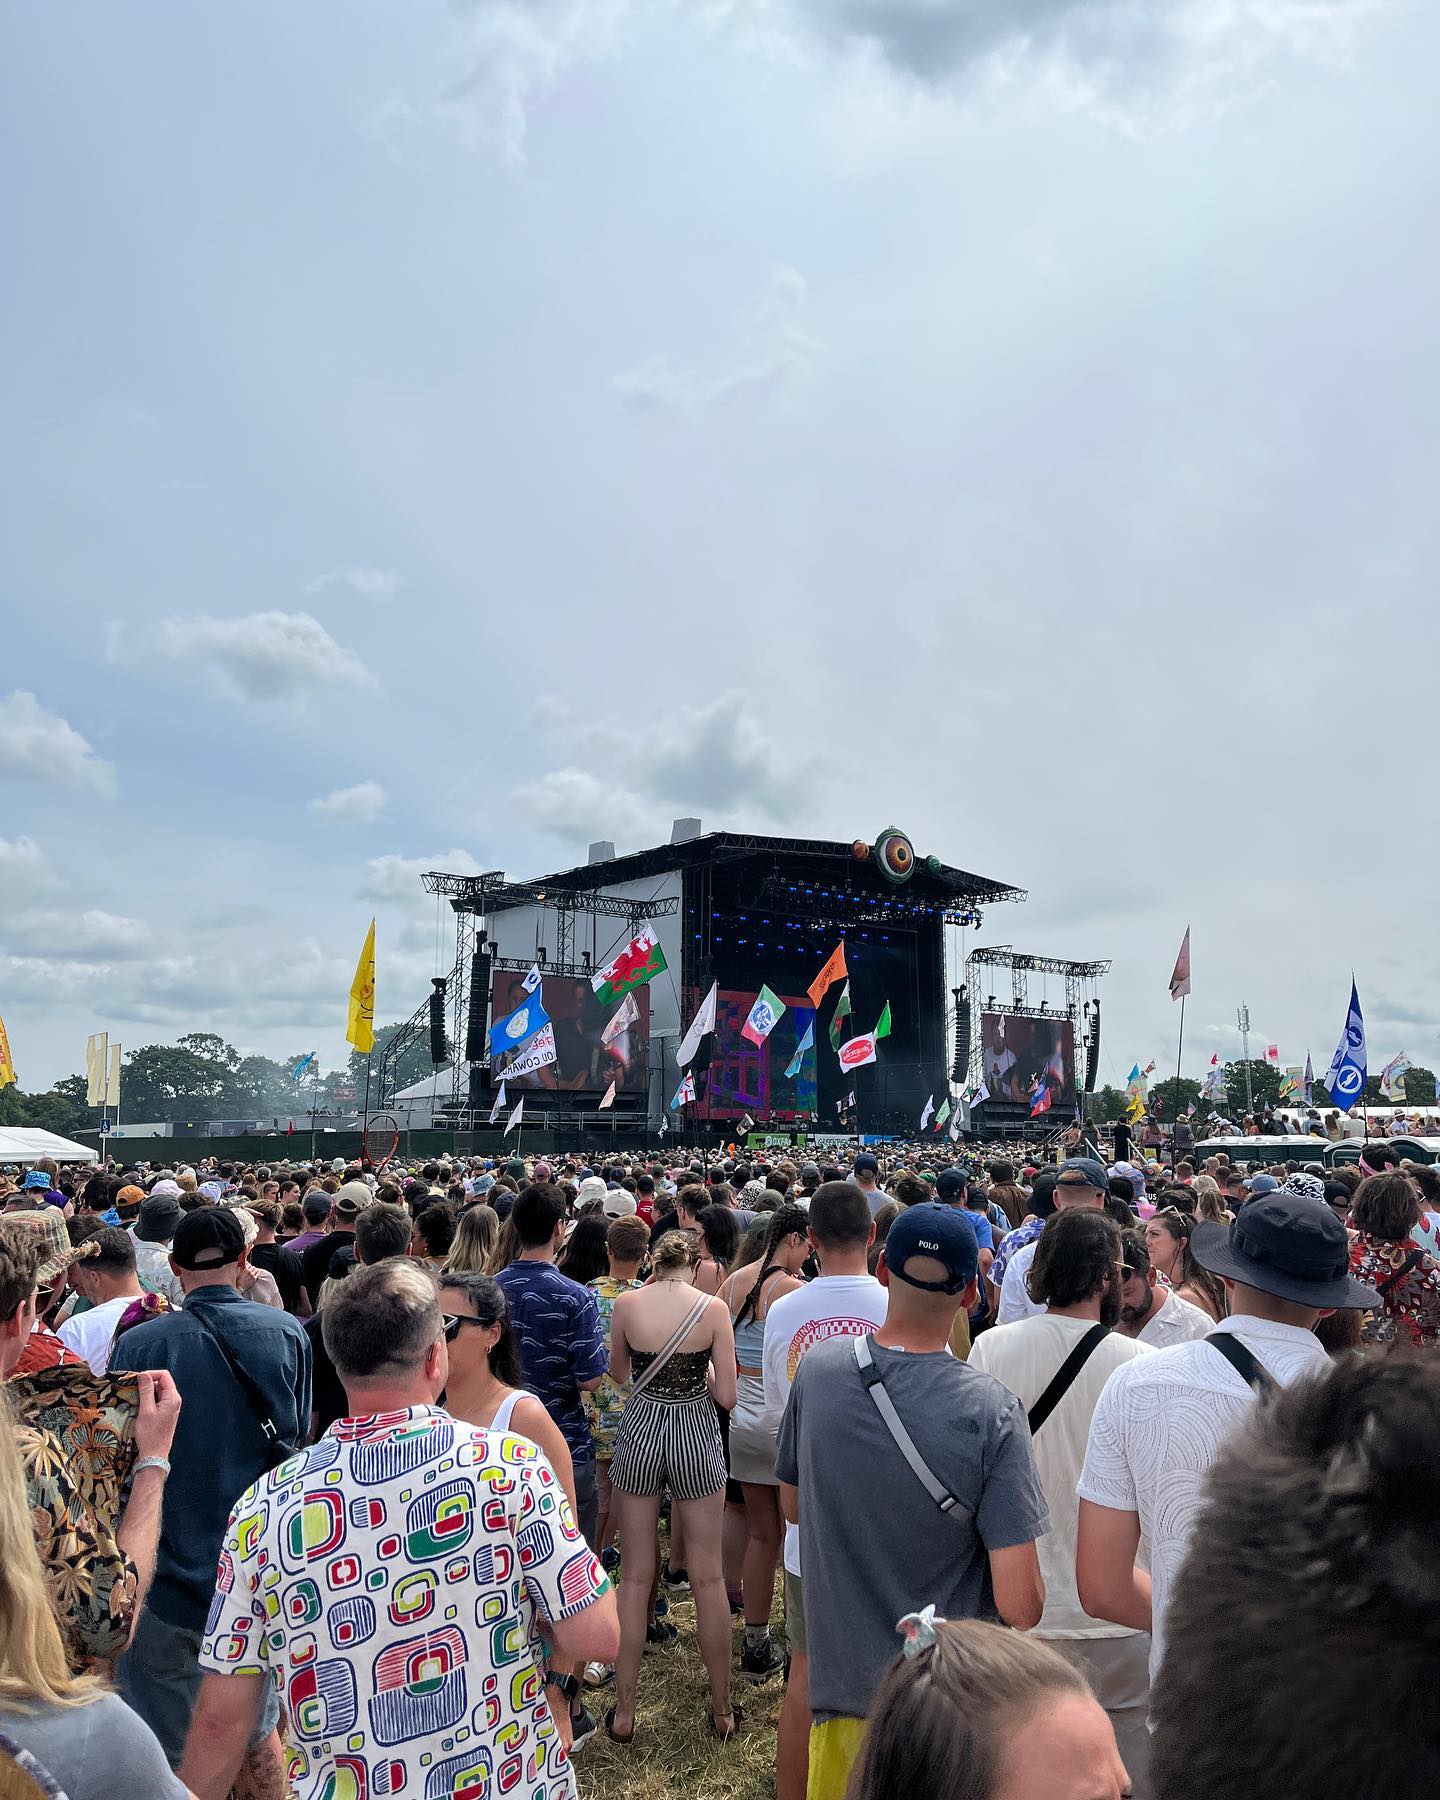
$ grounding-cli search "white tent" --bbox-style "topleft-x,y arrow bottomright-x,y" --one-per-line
0,1127 -> 99,1166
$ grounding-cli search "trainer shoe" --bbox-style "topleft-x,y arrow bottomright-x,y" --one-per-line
661,1561 -> 690,1591
738,1636 -> 787,1683
645,1620 -> 679,1653
568,1706 -> 599,1756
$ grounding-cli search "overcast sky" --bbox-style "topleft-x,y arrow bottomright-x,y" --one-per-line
4,0 -> 1438,1095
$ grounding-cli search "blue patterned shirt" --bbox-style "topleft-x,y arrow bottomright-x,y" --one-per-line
990,1215 -> 1046,1291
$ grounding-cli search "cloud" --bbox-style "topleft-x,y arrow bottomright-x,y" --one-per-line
304,567 -> 402,598
0,837 -> 57,905
611,264 -> 820,415
0,693 -> 117,797
514,691 -> 812,849
308,781 -> 388,823
2,908 -> 152,961
109,611 -> 376,702
358,848 -> 488,907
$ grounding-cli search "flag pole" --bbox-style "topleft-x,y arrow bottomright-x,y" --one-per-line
362,1052 -> 372,1168
1172,995 -> 1186,1156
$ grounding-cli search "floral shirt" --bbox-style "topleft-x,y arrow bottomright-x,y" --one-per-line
990,1215 -> 1045,1291
9,1366 -> 140,1664
584,1277 -> 643,1456
200,1405 -> 609,1800
1350,1232 -> 1440,1348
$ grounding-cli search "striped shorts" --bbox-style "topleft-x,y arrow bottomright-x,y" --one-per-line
609,1392 -> 727,1501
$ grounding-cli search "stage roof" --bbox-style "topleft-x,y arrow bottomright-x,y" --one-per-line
513,831 -> 1026,909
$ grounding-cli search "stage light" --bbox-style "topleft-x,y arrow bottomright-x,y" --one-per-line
537,947 -> 547,965
581,949 -> 592,970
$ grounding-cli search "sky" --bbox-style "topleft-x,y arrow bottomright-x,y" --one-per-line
3,0 -> 1438,1096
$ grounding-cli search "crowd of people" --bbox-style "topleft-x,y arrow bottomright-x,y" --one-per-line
0,1127 -> 1435,1799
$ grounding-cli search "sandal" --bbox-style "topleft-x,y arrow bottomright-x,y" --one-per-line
708,1701 -> 744,1740
604,1705 -> 635,1746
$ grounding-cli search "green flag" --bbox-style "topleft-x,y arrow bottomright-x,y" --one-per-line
935,1097 -> 951,1128
828,981 -> 851,1052
874,999 -> 892,1041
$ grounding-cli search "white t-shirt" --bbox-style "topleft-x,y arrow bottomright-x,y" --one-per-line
997,1239 -> 1045,1325
1077,1316 -> 1329,1682
57,1294 -> 137,1375
1136,1287 -> 1213,1348
763,1273 -> 889,1575
969,1315 -> 1151,1638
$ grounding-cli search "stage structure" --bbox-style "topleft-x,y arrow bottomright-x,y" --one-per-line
379,824 -> 1030,1135
964,946 -> 1112,1132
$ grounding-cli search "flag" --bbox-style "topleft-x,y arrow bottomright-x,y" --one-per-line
1281,1065 -> 1304,1100
934,1098 -> 951,1131
1169,927 -> 1191,1002
346,919 -> 377,1055
968,1082 -> 990,1108
919,1094 -> 935,1131
1029,1081 -> 1052,1118
948,1112 -> 961,1141
1186,1101 -> 1197,1117
1126,1091 -> 1146,1123
827,982 -> 852,1052
288,1052 -> 317,1084
1202,1053 -> 1224,1099
846,1090 -> 857,1110
1325,981 -> 1368,1116
86,1034 -> 105,1106
676,982 -> 717,1068
599,1078 -> 617,1110
838,1032 -> 877,1071
489,990 -> 551,1061
496,1023 -> 557,1081
807,942 -> 849,1011
741,985 -> 786,1048
1142,1060 -> 1156,1078
286,1120 -> 294,1137
1304,1052 -> 1314,1106
489,1081 -> 507,1124
873,999 -> 892,1042
521,964 -> 543,994
1125,1063 -> 1148,1103
1265,1044 -> 1281,1066
0,1016 -> 14,1090
106,1044 -> 121,1109
785,1019 -> 815,1080
592,926 -> 667,1005
670,1072 -> 697,1110
505,1096 -> 525,1136
1380,1052 -> 1411,1100
601,991 -> 641,1047
737,1113 -> 754,1134
658,1116 -> 668,1136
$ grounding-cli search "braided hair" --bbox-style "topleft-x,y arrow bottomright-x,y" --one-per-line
733,1204 -> 809,1330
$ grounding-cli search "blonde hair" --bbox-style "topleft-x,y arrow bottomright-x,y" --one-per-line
652,1230 -> 700,1275
484,1214 -> 523,1277
0,1407 -> 102,1707
446,1205 -> 499,1274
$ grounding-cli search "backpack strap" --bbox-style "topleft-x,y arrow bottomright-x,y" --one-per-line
1205,1331 -> 1277,1394
853,1336 -> 969,1522
1026,1324 -> 1110,1434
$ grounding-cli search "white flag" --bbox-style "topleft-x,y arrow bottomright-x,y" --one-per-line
948,1112 -> 961,1141
669,1072 -> 697,1110
969,1082 -> 990,1108
602,992 -> 641,1047
521,964 -> 543,994
505,1096 -> 525,1136
489,1080 -> 507,1125
658,1116 -> 668,1136
497,1024 -> 557,1081
85,1034 -> 106,1106
919,1094 -> 935,1131
737,1113 -> 755,1134
677,982 -> 718,1068
599,1078 -> 617,1110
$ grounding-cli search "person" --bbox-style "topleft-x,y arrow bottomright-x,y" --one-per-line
494,1184 -> 608,1546
987,1168 -> 1060,1317
1112,1113 -> 1133,1163
57,1227 -> 146,1374
605,1232 -> 737,1743
997,1159 -> 1109,1324
584,1214 -> 649,1574
181,1258 -> 618,1800
1114,1230 -> 1213,1346
1143,1207 -> 1227,1320
1076,1190 -> 1379,1692
692,1205 -> 739,1294
1346,1170 -> 1440,1347
296,1180 -> 367,1303
110,1207 -> 310,1776
719,1203 -> 808,1685
850,1613 -> 1128,1800
557,1213 -> 611,1286
761,1180 -> 887,1800
851,1153 -> 885,1217
969,1210 -> 1154,1795
303,1200 -> 413,1437
284,1188 -> 333,1272
2,1208 -> 94,1374
777,1201 -> 1048,1800
444,1200 -> 499,1271
1149,1354 -> 1440,1800
129,1192 -> 185,1308
240,1196 -> 303,1312
0,1424 -> 187,1797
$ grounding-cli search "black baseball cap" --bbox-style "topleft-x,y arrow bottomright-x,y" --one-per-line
171,1206 -> 245,1271
853,1153 -> 879,1176
934,1166 -> 973,1201
883,1203 -> 979,1296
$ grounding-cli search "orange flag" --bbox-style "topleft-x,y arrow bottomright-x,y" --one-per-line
807,941 -> 848,1011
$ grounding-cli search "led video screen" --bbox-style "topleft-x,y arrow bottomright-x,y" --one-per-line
488,970 -> 650,1092
980,1014 -> 1075,1105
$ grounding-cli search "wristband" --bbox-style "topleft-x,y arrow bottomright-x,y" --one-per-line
134,1456 -> 171,1477
544,1672 -> 580,1704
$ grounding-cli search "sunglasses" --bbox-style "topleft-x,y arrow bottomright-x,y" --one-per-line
441,1313 -> 494,1343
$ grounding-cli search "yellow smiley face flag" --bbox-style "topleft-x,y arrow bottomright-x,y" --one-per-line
347,919 -> 376,1055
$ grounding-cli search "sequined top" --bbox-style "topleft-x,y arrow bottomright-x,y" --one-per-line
629,1346 -> 712,1403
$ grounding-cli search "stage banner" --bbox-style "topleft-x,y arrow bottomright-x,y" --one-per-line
496,1024 -> 558,1081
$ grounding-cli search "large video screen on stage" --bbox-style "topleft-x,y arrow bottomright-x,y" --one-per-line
980,1013 -> 1075,1105
488,970 -> 650,1092
696,989 -> 820,1122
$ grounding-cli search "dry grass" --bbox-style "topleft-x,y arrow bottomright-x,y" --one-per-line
578,1587 -> 785,1800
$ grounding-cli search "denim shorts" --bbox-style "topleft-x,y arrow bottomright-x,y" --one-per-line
117,1604 -> 281,1771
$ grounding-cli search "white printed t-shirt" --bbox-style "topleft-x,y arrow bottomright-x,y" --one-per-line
1077,1316 -> 1328,1683
762,1274 -> 888,1576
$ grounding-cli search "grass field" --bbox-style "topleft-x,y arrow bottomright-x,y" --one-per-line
578,1585 -> 786,1800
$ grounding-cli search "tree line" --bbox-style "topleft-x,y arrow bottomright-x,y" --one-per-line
1088,1058 -> 1438,1127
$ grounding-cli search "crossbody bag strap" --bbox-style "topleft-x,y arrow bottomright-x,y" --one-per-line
186,1302 -> 297,1461
1376,1250 -> 1423,1299
853,1336 -> 968,1521
1205,1330 -> 1277,1394
626,1292 -> 713,1403
1026,1324 -> 1110,1435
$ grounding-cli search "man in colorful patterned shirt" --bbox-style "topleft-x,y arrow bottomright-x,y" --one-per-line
180,1259 -> 618,1800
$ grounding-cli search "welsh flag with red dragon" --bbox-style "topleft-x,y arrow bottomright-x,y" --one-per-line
592,925 -> 668,1006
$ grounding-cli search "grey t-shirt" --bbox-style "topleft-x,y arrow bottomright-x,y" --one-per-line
0,1693 -> 186,1798
776,1334 -> 1049,1721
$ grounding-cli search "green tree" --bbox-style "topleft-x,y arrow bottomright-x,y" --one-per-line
1404,1066 -> 1438,1104
348,1021 -> 435,1097
1150,1076 -> 1202,1121
1088,1085 -> 1127,1124
1221,1058 -> 1285,1118
0,1074 -> 95,1136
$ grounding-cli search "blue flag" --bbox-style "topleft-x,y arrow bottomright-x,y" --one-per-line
785,1018 -> 815,1081
1324,980 -> 1367,1113
288,1052 -> 317,1084
489,991 -> 551,1061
